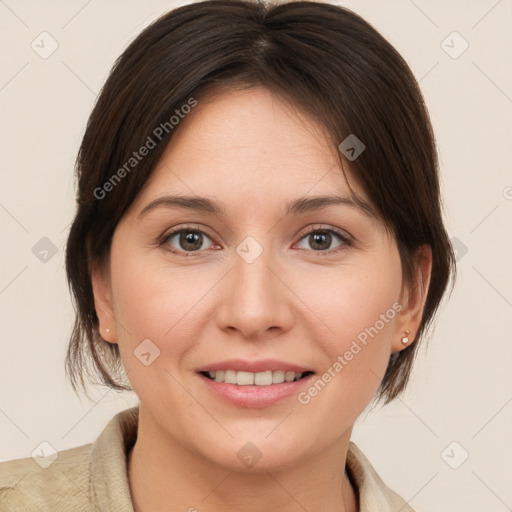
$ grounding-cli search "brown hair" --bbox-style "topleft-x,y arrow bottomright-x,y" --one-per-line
65,0 -> 456,403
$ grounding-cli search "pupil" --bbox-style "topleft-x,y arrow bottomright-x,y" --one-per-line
311,232 -> 331,250
181,231 -> 202,251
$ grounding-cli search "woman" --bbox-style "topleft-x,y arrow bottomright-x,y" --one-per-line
0,0 -> 455,510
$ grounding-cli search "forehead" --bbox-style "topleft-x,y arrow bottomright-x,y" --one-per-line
132,86 -> 371,214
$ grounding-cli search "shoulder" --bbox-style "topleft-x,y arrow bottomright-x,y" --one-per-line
347,442 -> 416,512
0,406 -> 139,512
0,442 -> 93,511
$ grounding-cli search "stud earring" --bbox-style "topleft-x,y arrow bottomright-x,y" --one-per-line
401,330 -> 410,344
106,328 -> 110,334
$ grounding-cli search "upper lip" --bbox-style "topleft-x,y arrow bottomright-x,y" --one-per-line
197,359 -> 314,374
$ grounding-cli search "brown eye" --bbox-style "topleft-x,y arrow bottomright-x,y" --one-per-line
295,228 -> 352,253
309,232 -> 334,251
162,228 -> 215,253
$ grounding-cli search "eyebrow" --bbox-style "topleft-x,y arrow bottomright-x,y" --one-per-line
138,194 -> 377,220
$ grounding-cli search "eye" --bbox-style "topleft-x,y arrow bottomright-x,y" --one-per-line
295,227 -> 352,253
161,226 -> 218,255
160,224 -> 353,256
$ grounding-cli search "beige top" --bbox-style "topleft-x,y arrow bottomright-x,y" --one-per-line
0,407 -> 415,511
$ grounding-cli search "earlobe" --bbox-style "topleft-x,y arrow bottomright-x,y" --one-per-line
392,244 -> 432,352
90,261 -> 118,344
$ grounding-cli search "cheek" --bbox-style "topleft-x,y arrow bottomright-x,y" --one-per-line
109,246 -> 212,364
300,252 -> 402,404
305,254 -> 401,346
108,251 -> 198,407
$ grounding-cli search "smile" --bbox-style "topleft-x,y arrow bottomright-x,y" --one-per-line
201,370 -> 314,385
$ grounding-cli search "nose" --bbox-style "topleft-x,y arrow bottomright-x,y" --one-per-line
216,243 -> 294,340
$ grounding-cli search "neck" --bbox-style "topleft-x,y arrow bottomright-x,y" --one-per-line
128,407 -> 358,512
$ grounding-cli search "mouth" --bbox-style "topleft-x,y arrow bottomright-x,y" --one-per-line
195,359 -> 316,408
199,369 -> 315,386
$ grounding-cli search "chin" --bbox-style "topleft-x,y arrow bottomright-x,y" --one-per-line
195,432 -> 310,473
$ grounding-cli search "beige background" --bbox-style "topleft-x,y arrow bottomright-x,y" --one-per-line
1,1 -> 511,510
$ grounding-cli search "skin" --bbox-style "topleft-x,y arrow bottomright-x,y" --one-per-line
92,86 -> 432,512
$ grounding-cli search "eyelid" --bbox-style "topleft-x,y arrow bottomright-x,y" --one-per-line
159,223 -> 218,247
295,224 -> 353,244
293,224 -> 354,253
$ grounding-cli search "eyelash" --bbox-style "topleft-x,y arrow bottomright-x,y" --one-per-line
159,224 -> 353,257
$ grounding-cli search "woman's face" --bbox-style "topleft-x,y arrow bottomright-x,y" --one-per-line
94,86 -> 423,471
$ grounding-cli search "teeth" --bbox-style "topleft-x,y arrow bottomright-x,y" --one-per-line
206,370 -> 306,385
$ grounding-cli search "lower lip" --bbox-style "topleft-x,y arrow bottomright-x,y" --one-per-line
197,373 -> 314,409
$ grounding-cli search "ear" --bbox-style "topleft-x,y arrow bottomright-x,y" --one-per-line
91,260 -> 118,344
392,244 -> 432,352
